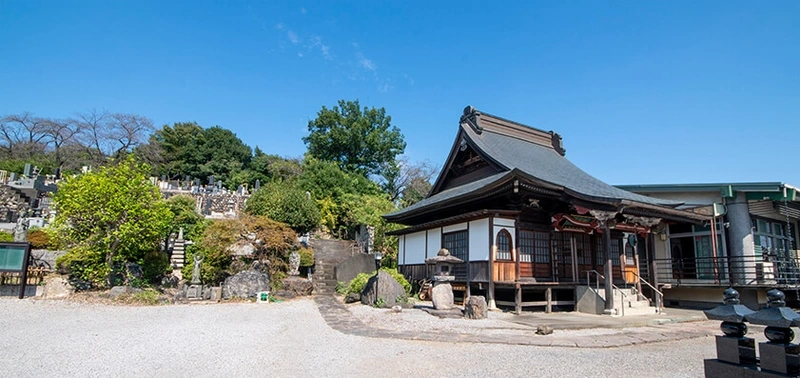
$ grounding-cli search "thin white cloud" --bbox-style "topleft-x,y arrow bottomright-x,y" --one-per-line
357,53 -> 376,72
301,7 -> 307,14
307,36 -> 332,60
275,23 -> 284,30
298,52 -> 304,58
288,30 -> 300,45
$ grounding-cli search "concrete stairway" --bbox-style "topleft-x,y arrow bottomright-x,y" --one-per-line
310,239 -> 358,295
596,287 -> 658,316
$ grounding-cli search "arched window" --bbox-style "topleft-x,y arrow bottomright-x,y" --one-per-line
496,229 -> 512,260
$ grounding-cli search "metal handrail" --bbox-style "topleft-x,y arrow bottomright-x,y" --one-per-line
626,269 -> 663,313
586,270 -> 628,316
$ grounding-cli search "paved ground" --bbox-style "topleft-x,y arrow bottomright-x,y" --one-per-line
0,296 -> 723,377
318,296 -> 717,347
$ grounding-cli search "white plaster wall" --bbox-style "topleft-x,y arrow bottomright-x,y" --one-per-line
442,222 -> 468,234
398,236 -> 406,265
404,231 -> 427,264
427,228 -> 441,257
469,218 -> 490,261
494,217 -> 515,227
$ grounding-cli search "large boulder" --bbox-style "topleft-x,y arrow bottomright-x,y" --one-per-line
42,276 -> 74,299
431,282 -> 455,310
360,270 -> 406,307
107,285 -> 143,298
464,296 -> 488,319
281,276 -> 313,297
223,269 -> 270,299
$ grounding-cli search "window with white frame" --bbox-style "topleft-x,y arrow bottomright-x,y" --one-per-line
752,217 -> 795,260
495,229 -> 512,260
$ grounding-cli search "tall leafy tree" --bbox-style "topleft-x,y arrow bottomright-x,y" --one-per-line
244,180 -> 320,234
303,100 -> 406,176
198,126 -> 252,187
53,156 -> 173,286
148,122 -> 206,179
298,156 -> 382,233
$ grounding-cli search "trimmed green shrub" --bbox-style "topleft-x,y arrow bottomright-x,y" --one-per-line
298,247 -> 314,267
0,231 -> 13,242
343,268 -> 411,295
56,246 -> 108,289
346,272 -> 372,295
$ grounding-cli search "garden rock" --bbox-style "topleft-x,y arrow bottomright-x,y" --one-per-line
391,305 -> 402,313
223,269 -> 270,299
281,276 -> 313,297
464,296 -> 488,319
124,263 -> 143,282
107,285 -> 143,298
431,282 -> 454,310
43,276 -> 74,299
536,325 -> 553,335
345,293 -> 361,303
360,270 -> 406,307
160,274 -> 179,288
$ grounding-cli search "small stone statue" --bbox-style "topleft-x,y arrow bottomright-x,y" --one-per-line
191,252 -> 204,285
13,213 -> 28,243
288,251 -> 300,276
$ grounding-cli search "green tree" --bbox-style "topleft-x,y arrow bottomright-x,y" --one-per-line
297,157 -> 382,233
182,215 -> 297,287
147,123 -> 252,187
53,156 -> 173,287
303,100 -> 406,176
166,194 -> 207,240
244,180 -> 320,234
148,122 -> 206,179
248,148 -> 303,183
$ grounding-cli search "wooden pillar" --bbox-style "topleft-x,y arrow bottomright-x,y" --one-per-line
633,238 -> 643,296
648,233 -> 662,310
515,283 -> 522,314
488,217 -> 496,309
603,227 -> 615,312
466,223 -> 471,300
545,287 -> 552,313
514,216 -> 521,282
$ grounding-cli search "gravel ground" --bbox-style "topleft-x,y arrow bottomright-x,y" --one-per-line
0,297 -> 717,377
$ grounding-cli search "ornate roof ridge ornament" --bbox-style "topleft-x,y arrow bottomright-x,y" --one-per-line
589,210 -> 617,224
460,106 -> 482,134
622,215 -> 662,228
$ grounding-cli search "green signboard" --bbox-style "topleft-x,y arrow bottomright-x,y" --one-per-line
0,242 -> 31,299
0,244 -> 27,271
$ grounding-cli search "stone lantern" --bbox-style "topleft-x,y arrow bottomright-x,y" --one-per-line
745,289 -> 800,375
703,288 -> 757,366
425,248 -> 463,310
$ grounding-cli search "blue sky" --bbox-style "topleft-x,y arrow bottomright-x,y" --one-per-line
1,1 -> 798,186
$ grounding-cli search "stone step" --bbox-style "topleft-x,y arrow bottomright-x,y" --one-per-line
613,305 -> 659,316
